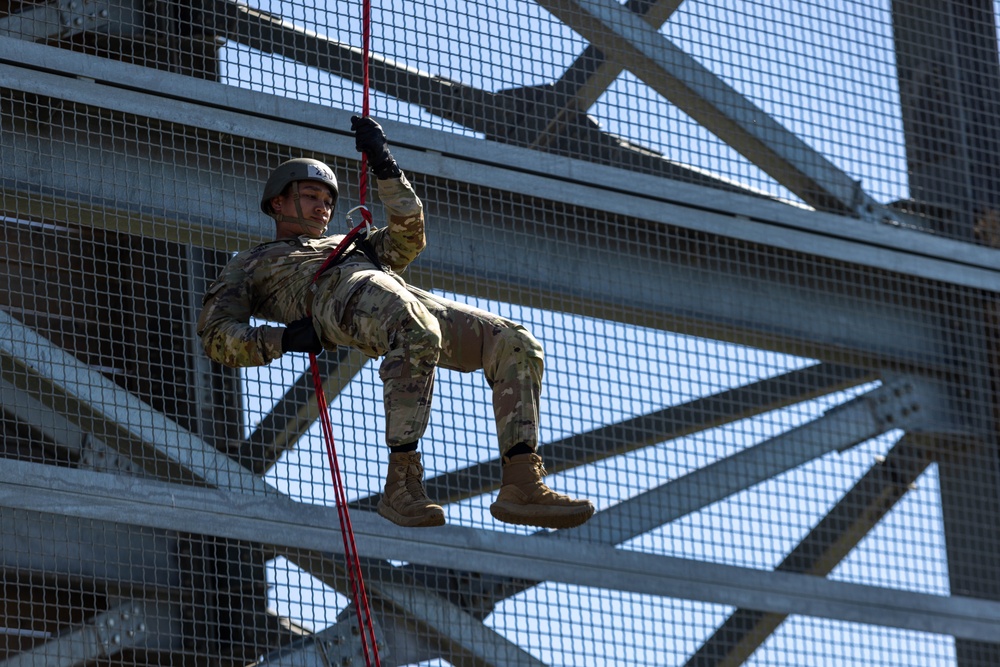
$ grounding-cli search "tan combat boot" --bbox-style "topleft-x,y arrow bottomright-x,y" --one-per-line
490,452 -> 595,529
377,451 -> 446,528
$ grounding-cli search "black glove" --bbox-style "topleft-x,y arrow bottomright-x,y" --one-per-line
351,115 -> 402,179
281,317 -> 323,354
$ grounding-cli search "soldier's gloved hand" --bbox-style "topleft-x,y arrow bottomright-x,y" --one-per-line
351,115 -> 402,179
281,317 -> 323,354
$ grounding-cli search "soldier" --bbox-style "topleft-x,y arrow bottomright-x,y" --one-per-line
198,116 -> 594,530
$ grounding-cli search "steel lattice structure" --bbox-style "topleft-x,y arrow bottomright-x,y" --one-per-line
1,0 -> 1000,665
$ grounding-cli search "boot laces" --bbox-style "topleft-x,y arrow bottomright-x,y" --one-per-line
395,454 -> 431,501
529,453 -> 547,477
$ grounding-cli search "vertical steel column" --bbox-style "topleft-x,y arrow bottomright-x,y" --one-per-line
892,2 -> 1000,665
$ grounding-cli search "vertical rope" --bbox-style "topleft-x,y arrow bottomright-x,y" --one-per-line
304,0 -> 381,664
308,353 -> 380,665
358,0 -> 372,208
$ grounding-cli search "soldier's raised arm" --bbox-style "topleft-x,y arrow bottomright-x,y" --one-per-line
352,115 -> 426,272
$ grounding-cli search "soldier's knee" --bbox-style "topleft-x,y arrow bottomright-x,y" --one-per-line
380,302 -> 441,380
487,323 -> 544,383
502,324 -> 544,362
402,301 -> 442,354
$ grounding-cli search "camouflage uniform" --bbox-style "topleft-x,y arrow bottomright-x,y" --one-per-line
198,174 -> 544,454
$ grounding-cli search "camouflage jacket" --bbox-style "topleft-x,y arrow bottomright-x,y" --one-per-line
197,175 -> 425,367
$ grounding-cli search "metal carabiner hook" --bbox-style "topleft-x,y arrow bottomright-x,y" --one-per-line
345,205 -> 374,238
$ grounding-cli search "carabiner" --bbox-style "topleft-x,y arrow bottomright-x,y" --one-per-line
345,205 -> 374,238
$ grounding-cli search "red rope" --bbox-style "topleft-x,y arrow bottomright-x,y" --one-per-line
303,0 -> 381,663
308,351 -> 380,666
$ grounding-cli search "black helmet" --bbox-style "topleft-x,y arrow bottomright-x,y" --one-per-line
260,158 -> 339,214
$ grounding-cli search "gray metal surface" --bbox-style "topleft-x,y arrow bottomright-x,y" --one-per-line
891,3 -> 1000,665
0,309 -> 271,493
1,458 -> 999,643
567,378 -> 952,545
686,436 -> 933,665
1,1 -> 999,661
256,615 -> 387,667
0,314 -> 544,664
0,52 -> 991,371
1,38 -> 998,288
0,602 -> 152,667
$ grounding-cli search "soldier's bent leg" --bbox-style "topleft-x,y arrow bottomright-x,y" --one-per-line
408,289 -> 593,529
409,287 -> 543,455
323,274 -> 445,527
337,275 -> 442,447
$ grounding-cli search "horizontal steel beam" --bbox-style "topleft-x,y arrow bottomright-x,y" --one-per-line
0,312 -> 532,664
0,39 -> 996,287
0,459 -> 997,643
2,43 -> 998,371
0,507 -> 176,592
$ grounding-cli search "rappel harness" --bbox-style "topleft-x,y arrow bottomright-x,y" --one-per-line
300,0 -> 383,664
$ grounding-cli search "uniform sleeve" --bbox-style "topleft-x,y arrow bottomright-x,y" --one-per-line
196,260 -> 285,368
369,173 -> 426,272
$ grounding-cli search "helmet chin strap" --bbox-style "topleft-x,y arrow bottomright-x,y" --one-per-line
274,182 -> 328,233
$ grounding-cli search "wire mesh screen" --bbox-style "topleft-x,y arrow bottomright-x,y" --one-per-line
2,0 -> 1000,665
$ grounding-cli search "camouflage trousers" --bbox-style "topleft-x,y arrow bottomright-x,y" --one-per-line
313,269 -> 544,454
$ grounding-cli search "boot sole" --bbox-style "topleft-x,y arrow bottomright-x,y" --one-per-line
490,502 -> 595,530
377,500 -> 446,528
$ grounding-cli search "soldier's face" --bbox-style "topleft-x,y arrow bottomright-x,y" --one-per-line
271,180 -> 335,237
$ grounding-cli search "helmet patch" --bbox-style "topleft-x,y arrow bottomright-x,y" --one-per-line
306,164 -> 335,182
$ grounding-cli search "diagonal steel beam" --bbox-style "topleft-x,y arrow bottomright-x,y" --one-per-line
393,372 -> 959,618
0,375 -> 91,454
351,363 -> 875,621
216,0 -> 497,135
533,0 -> 892,217
352,362 -> 875,512
0,309 -> 539,666
567,377 -> 947,545
0,601 -> 160,667
684,436 -> 933,666
218,1 -> 744,190
522,0 -> 685,150
0,309 -> 270,493
235,346 -> 368,475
